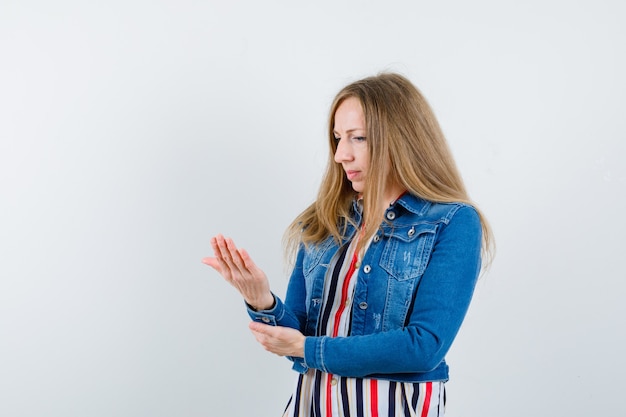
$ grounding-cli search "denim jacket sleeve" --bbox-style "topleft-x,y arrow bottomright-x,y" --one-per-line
246,245 -> 309,366
302,205 -> 482,378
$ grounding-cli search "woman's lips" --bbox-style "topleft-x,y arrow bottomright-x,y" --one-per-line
346,170 -> 360,180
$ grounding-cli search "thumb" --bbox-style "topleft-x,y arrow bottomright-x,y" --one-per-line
202,257 -> 220,270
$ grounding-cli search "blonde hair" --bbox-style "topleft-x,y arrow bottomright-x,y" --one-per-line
284,72 -> 494,268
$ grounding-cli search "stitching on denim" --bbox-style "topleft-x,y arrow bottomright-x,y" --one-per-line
319,337 -> 328,373
275,304 -> 285,321
442,203 -> 469,224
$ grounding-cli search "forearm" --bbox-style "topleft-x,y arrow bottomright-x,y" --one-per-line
246,292 -> 303,330
303,327 -> 447,377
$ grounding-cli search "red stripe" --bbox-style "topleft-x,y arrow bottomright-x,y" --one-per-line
331,250 -> 359,338
326,373 -> 333,416
370,379 -> 378,417
420,382 -> 432,417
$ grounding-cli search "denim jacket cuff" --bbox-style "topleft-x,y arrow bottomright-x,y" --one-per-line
304,336 -> 329,373
246,292 -> 285,325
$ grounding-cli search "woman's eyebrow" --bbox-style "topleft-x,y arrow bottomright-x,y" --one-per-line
333,128 -> 365,135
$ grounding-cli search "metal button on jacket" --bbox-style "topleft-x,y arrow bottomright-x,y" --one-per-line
386,211 -> 396,220
358,302 -> 368,310
408,226 -> 415,236
373,235 -> 380,243
363,265 -> 371,273
261,317 -> 270,323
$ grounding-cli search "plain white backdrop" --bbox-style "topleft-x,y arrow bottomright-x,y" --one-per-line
1,1 -> 625,416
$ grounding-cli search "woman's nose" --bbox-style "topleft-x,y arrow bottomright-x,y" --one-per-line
334,139 -> 353,163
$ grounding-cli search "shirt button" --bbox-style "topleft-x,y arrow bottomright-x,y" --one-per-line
386,211 -> 396,220
345,298 -> 351,307
363,265 -> 371,273
261,317 -> 270,323
359,302 -> 368,310
331,378 -> 337,386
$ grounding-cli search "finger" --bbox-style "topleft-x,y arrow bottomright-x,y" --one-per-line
209,235 -> 234,280
249,321 -> 272,334
249,326 -> 271,347
210,235 -> 227,262
249,330 -> 272,352
230,251 -> 247,277
249,325 -> 289,357
225,239 -> 248,274
249,327 -> 263,340
239,248 -> 263,275
225,238 -> 245,258
215,235 -> 234,264
223,238 -> 238,264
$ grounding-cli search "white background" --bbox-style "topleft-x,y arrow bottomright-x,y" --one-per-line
1,1 -> 625,416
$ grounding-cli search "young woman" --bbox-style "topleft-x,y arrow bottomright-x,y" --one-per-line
203,72 -> 494,417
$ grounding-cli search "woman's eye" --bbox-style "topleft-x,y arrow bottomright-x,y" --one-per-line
354,136 -> 366,142
334,137 -> 341,143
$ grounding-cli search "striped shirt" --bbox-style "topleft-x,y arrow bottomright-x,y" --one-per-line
282,234 -> 446,417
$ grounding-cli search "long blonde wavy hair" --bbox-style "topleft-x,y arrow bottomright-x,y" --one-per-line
284,72 -> 494,268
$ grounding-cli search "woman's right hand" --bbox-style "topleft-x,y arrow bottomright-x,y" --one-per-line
202,234 -> 275,311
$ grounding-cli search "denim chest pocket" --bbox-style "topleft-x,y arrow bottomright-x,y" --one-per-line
379,222 -> 438,281
302,237 -> 335,276
302,237 -> 335,331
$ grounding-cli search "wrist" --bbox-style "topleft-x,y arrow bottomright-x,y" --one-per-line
248,293 -> 275,311
297,335 -> 306,358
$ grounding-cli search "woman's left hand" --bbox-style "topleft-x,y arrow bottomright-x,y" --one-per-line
248,322 -> 306,358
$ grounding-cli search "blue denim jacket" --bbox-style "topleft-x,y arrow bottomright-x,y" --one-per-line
248,193 -> 482,383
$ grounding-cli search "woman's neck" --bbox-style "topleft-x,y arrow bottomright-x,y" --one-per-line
383,184 -> 407,208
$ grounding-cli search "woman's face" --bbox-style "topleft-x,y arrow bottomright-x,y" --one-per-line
333,97 -> 369,193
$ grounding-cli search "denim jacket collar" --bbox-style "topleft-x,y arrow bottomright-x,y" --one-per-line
391,193 -> 432,217
351,192 -> 433,221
